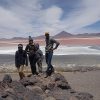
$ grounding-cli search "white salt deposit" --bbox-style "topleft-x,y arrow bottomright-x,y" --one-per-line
0,45 -> 100,55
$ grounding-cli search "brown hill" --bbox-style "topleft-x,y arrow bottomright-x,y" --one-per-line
53,31 -> 73,39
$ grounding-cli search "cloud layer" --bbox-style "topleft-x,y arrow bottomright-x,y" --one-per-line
0,0 -> 100,38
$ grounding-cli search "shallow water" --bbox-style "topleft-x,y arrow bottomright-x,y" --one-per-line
0,54 -> 100,68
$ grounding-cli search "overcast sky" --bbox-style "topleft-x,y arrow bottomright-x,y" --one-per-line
0,0 -> 100,38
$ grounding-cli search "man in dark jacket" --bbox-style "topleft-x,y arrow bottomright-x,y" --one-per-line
45,32 -> 60,77
15,44 -> 28,79
35,43 -> 43,73
25,36 -> 38,75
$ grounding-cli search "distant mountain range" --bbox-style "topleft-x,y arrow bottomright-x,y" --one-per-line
53,31 -> 73,38
34,31 -> 100,39
53,31 -> 100,39
75,33 -> 100,37
1,31 -> 100,40
12,37 -> 28,40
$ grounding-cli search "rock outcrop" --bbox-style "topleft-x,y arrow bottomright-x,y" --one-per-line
0,73 -> 94,100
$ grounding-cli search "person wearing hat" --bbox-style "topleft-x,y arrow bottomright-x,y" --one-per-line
15,44 -> 28,79
45,32 -> 60,77
25,36 -> 38,75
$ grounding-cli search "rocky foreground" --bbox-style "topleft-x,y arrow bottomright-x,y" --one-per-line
0,73 -> 93,100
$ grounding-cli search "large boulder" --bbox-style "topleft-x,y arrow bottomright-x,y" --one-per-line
50,73 -> 66,82
3,74 -> 12,83
50,73 -> 71,90
0,73 -> 94,100
26,86 -> 44,95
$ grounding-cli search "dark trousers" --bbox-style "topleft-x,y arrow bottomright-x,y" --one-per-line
29,55 -> 37,75
45,52 -> 54,75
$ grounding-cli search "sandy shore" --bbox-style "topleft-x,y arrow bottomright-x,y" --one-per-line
61,70 -> 100,100
0,71 -> 100,100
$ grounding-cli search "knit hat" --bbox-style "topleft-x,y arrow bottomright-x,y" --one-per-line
29,36 -> 33,41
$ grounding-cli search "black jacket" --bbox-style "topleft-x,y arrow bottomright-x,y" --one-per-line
15,50 -> 28,68
25,43 -> 36,56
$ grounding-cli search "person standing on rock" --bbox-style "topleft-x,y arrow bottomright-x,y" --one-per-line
25,36 -> 38,75
45,32 -> 60,77
35,43 -> 44,73
15,44 -> 28,79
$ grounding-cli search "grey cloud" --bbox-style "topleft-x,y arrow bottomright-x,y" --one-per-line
0,0 -> 100,38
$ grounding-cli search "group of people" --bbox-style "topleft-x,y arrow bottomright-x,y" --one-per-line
15,32 -> 60,79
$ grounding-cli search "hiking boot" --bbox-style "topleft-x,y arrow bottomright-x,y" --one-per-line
19,72 -> 25,80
